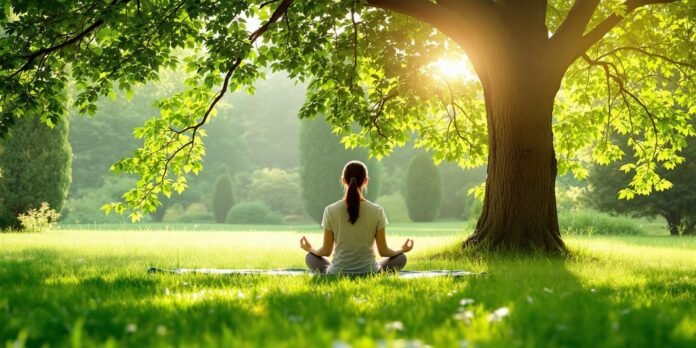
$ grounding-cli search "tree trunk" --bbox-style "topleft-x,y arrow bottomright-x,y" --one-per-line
664,212 -> 682,236
668,223 -> 680,236
464,66 -> 566,252
669,225 -> 680,236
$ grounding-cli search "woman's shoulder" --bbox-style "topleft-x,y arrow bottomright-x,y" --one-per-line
325,200 -> 345,211
362,199 -> 384,211
325,199 -> 383,211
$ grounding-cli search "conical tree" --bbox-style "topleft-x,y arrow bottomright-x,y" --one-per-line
212,174 -> 235,223
0,115 -> 72,229
300,117 -> 381,223
405,153 -> 442,222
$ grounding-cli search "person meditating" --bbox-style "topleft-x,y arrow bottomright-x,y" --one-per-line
300,160 -> 414,274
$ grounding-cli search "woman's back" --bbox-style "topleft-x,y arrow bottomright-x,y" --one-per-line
322,199 -> 387,274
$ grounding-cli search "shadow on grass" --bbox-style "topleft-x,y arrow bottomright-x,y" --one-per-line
1,244 -> 695,347
417,240 -> 696,347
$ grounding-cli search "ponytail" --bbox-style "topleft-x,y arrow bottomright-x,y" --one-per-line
342,161 -> 368,224
346,177 -> 360,224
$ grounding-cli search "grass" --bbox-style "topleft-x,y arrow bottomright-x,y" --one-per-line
559,210 -> 647,236
55,221 -> 470,236
1,223 -> 695,347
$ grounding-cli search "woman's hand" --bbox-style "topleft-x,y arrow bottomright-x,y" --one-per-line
401,238 -> 414,253
299,236 -> 313,252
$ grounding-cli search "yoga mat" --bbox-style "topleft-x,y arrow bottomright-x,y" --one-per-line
147,267 -> 482,278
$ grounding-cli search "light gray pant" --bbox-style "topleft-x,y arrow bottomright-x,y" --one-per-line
305,252 -> 407,274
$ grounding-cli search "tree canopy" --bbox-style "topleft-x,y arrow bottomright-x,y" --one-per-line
1,0 -> 694,226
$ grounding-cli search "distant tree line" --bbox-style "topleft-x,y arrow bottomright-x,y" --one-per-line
0,70 -> 486,229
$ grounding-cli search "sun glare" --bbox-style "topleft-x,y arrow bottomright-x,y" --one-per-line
429,57 -> 479,83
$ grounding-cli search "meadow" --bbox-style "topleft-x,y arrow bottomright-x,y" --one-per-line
1,222 -> 695,347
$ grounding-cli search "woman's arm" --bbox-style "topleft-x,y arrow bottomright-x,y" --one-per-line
299,229 -> 334,257
375,228 -> 414,257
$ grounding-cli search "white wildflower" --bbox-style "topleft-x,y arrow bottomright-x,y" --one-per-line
487,307 -> 510,322
385,321 -> 404,331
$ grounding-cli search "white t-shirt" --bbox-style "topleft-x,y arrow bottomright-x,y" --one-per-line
321,199 -> 388,274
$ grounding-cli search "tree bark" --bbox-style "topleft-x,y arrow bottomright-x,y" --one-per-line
664,212 -> 682,236
668,224 -> 680,236
463,54 -> 566,252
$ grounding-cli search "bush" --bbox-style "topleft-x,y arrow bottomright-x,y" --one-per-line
17,202 -> 61,233
0,115 -> 72,229
559,211 -> 645,236
556,185 -> 587,214
299,117 -> 381,223
405,153 -> 442,222
225,201 -> 283,225
177,203 -> 215,223
246,168 -> 303,216
161,204 -> 185,222
212,175 -> 236,223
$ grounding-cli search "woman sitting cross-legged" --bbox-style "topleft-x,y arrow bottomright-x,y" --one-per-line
299,160 -> 414,275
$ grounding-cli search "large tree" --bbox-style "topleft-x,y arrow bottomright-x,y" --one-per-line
1,0 -> 694,251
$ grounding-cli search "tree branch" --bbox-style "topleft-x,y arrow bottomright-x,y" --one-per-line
597,46 -> 695,69
552,0 -> 601,43
366,0 -> 499,63
574,0 -> 679,58
9,0 -> 130,78
349,1 -> 359,88
135,0 -> 295,209
582,53 -> 661,162
173,0 -> 294,136
368,91 -> 398,142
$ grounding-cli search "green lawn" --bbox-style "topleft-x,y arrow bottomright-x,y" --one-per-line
55,221 -> 471,236
1,224 -> 695,347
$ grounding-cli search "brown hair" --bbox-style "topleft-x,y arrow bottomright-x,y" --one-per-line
342,160 -> 368,224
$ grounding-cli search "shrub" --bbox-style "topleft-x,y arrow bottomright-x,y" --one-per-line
17,202 -> 61,233
0,115 -> 72,229
225,201 -> 283,225
556,185 -> 587,213
150,187 -> 205,222
405,153 -> 442,222
177,203 -> 215,223
246,168 -> 303,216
212,175 -> 236,223
161,204 -> 185,222
559,211 -> 645,236
299,117 -> 381,223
